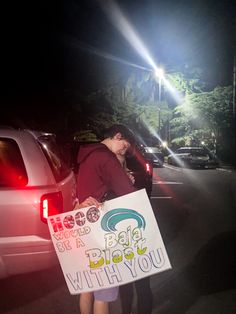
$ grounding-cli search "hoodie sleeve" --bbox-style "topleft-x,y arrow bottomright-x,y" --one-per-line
100,153 -> 136,196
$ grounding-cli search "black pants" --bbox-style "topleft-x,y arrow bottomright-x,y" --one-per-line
120,277 -> 153,314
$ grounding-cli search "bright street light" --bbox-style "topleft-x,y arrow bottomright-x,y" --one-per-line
155,68 -> 164,79
154,68 -> 164,102
161,141 -> 168,148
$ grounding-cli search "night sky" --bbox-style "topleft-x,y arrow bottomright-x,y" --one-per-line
1,0 -> 235,124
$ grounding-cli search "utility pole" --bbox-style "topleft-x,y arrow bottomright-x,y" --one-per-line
232,55 -> 236,165
233,55 -> 236,120
158,77 -> 161,135
155,68 -> 164,136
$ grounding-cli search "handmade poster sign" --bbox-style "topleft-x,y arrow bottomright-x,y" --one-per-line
48,189 -> 171,294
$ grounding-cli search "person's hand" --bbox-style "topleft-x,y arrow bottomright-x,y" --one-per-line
126,170 -> 135,184
73,196 -> 101,210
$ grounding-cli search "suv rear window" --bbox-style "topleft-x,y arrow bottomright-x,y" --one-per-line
126,155 -> 143,171
0,138 -> 28,187
126,149 -> 145,172
38,135 -> 71,182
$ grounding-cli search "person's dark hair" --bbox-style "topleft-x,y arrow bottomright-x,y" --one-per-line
102,124 -> 136,144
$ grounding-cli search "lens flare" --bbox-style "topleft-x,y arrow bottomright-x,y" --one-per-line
70,39 -> 152,71
99,0 -> 159,72
99,0 -> 184,107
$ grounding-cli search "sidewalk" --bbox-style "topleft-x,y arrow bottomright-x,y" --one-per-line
219,162 -> 236,171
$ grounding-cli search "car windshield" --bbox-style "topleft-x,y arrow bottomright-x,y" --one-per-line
145,147 -> 161,153
177,148 -> 207,156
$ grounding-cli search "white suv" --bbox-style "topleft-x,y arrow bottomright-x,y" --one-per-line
0,128 -> 77,278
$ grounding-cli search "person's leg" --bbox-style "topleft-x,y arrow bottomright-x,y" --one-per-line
94,300 -> 109,314
94,287 -> 119,314
79,292 -> 94,314
119,283 -> 134,314
135,277 -> 153,314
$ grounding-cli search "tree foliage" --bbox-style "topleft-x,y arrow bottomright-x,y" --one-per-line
166,67 -> 205,95
170,85 -> 233,152
71,71 -> 172,143
66,66 -> 234,162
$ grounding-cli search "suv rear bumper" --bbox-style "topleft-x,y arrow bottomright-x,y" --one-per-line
0,236 -> 58,278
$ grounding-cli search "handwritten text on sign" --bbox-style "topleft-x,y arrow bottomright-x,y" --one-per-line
48,189 -> 171,294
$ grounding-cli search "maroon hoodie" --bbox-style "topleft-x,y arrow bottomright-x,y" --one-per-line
77,143 -> 135,203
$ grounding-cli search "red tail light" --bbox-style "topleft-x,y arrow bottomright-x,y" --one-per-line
40,192 -> 63,223
145,162 -> 152,175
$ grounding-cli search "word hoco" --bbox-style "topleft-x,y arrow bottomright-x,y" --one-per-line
49,206 -> 101,233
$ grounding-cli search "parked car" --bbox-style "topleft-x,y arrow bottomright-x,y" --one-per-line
0,128 -> 77,278
167,146 -> 219,169
140,146 -> 164,167
67,141 -> 153,197
126,145 -> 153,197
206,150 -> 220,168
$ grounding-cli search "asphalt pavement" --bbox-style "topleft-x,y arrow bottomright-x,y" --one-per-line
110,230 -> 236,314
111,163 -> 236,314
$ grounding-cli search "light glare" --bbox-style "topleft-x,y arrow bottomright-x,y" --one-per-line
99,0 -> 184,106
100,0 -> 159,71
155,68 -> 164,78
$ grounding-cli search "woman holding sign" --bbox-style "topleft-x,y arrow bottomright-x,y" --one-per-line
116,152 -> 153,314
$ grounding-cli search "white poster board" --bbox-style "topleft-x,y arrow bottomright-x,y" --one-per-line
48,189 -> 171,294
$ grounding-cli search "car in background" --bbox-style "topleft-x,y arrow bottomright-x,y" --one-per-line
126,145 -> 153,197
68,141 -> 153,197
0,128 -> 77,278
206,150 -> 220,168
140,146 -> 164,167
167,146 -> 219,169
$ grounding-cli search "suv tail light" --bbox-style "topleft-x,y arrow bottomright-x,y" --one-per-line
145,162 -> 153,175
40,192 -> 63,223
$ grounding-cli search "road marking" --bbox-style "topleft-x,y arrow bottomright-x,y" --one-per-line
165,164 -> 234,173
164,164 -> 182,171
216,168 -> 232,173
153,181 -> 183,185
151,196 -> 173,199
